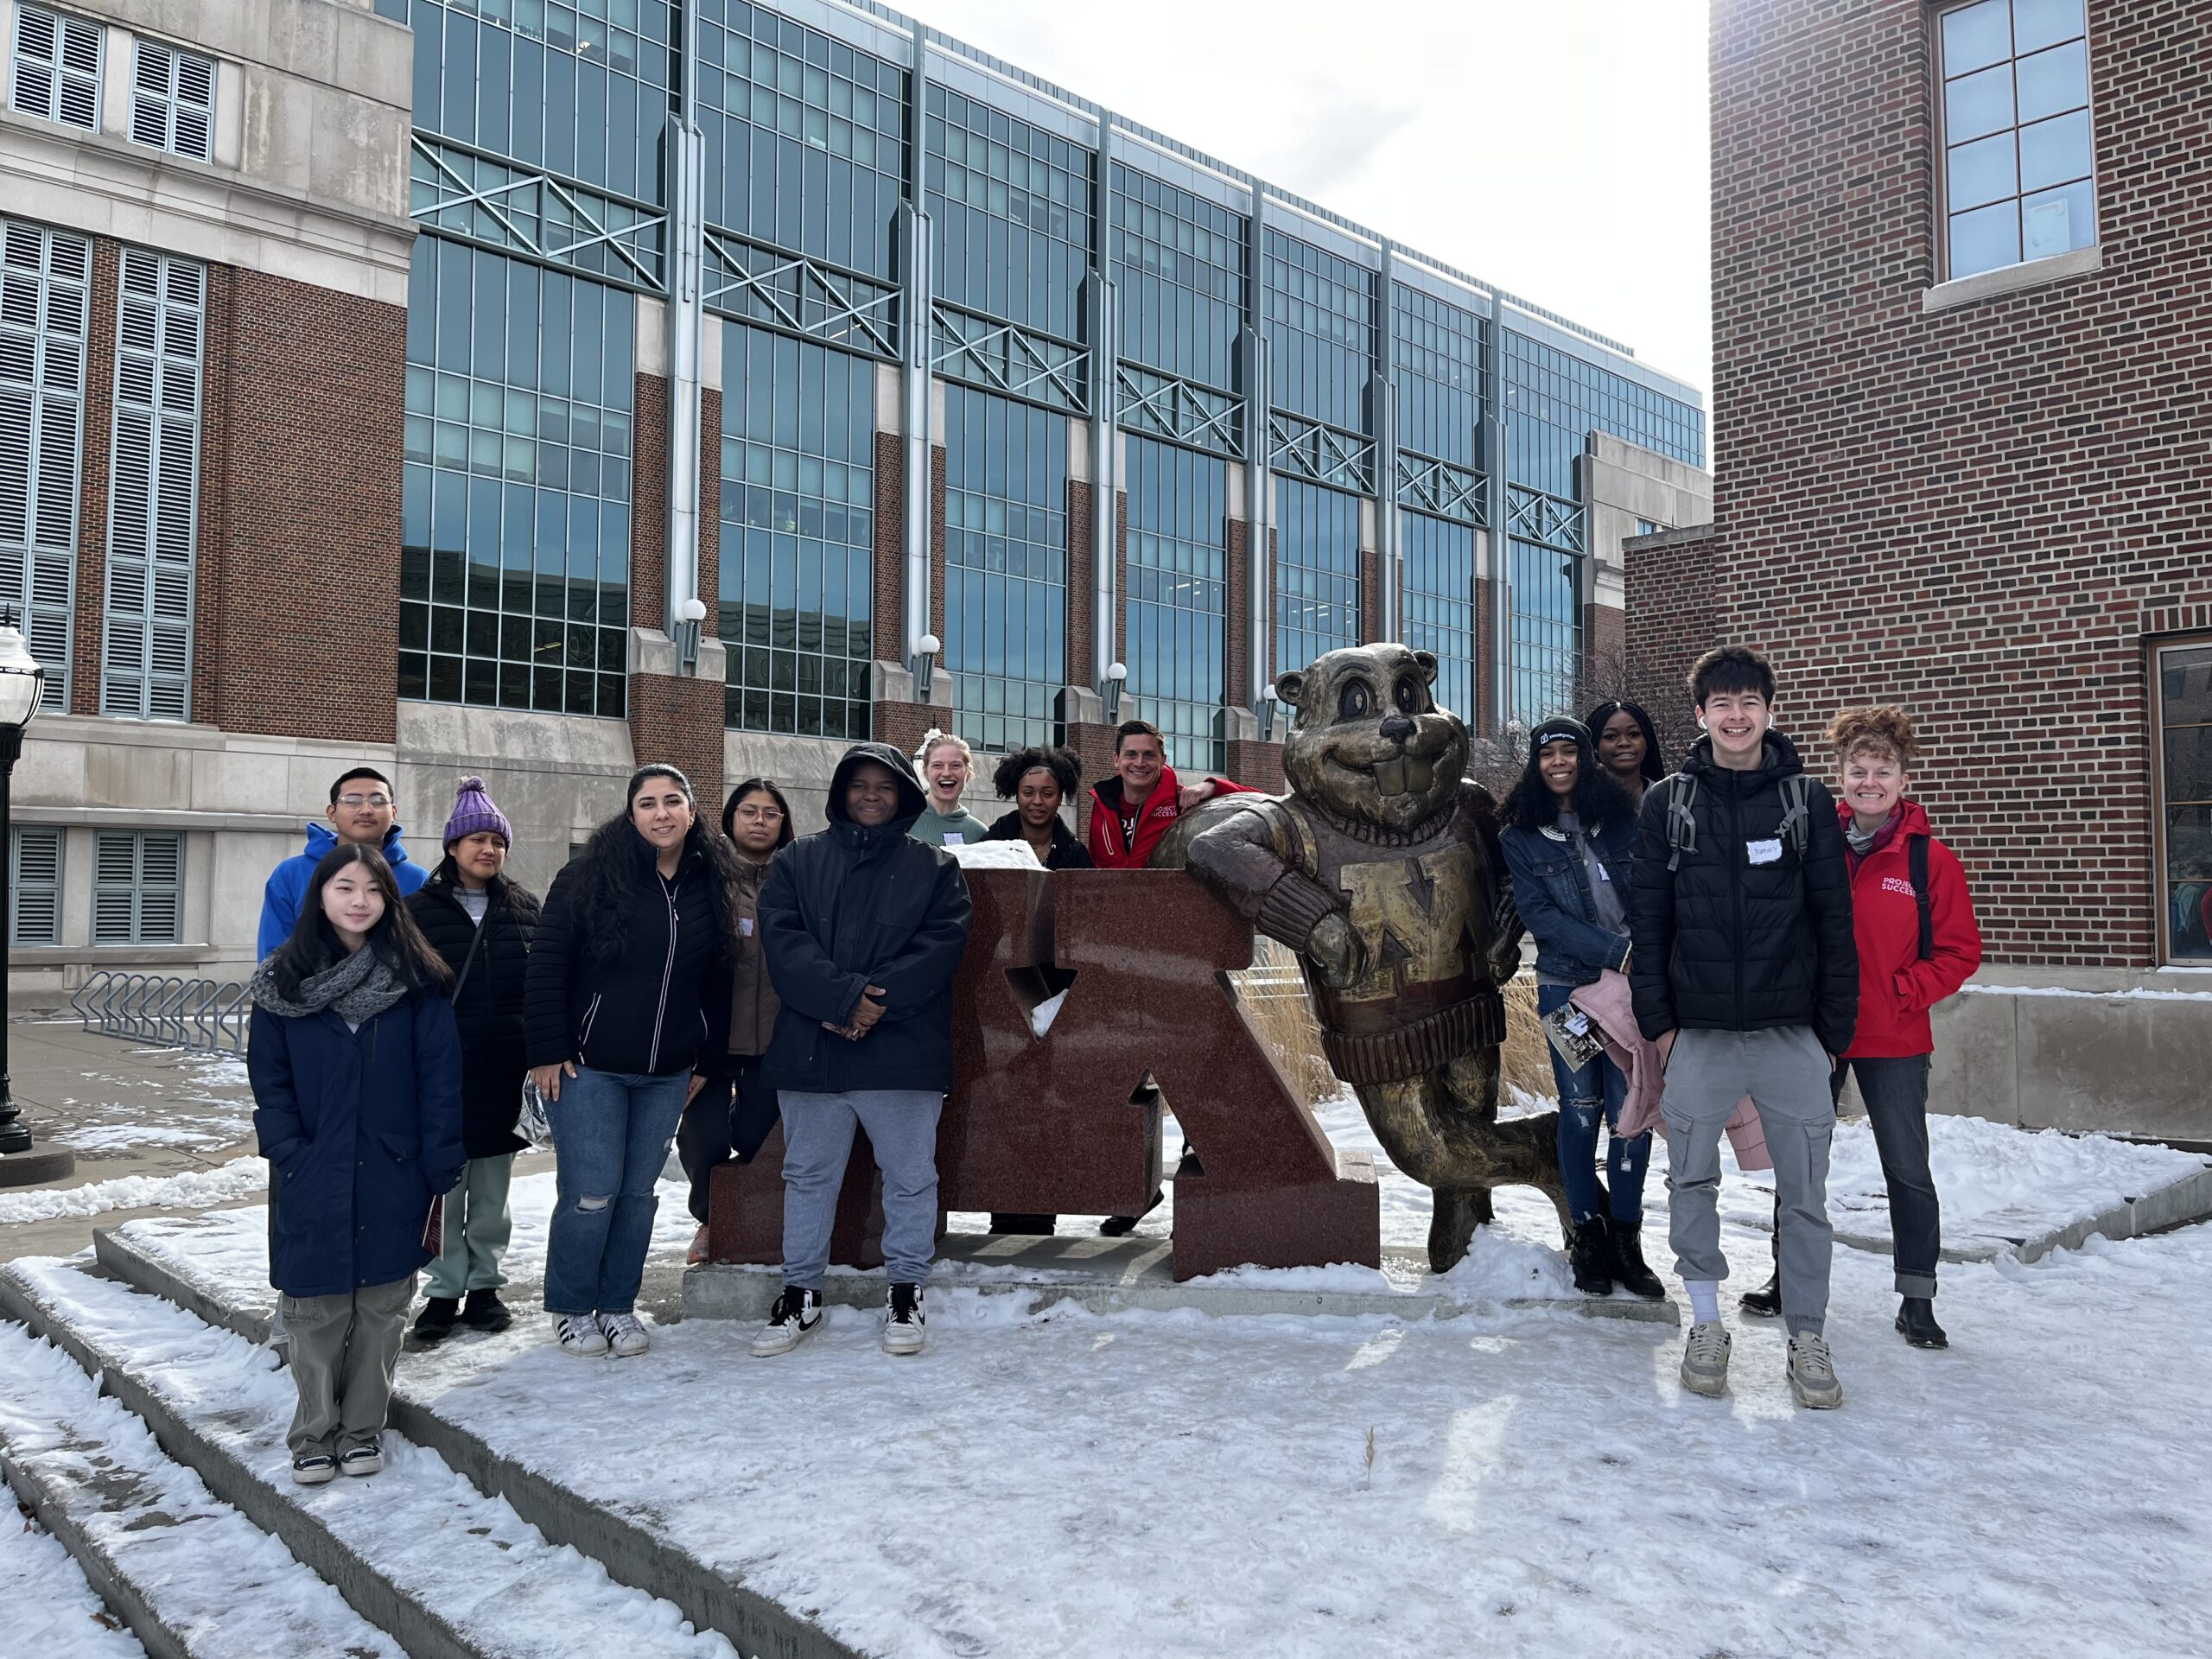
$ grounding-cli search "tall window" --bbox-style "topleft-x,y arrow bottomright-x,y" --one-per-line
103,248 -> 205,721
1111,165 -> 1244,395
10,3 -> 101,132
2155,639 -> 2212,963
1393,284 -> 1483,472
92,830 -> 181,945
1124,435 -> 1225,772
1510,538 -> 1578,723
10,825 -> 60,947
1937,0 -> 2094,281
926,86 -> 1092,342
1404,514 -> 1476,722
720,322 -> 874,741
941,384 -> 1065,753
400,238 -> 632,718
129,37 -> 215,162
0,216 -> 87,709
1263,230 -> 1373,434
1274,477 -> 1359,677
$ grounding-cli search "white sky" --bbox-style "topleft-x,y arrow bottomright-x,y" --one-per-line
893,0 -> 1714,402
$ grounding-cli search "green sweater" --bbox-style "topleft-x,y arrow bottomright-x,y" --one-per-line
910,804 -> 990,847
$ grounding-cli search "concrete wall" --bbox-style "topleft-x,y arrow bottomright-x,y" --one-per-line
1581,432 -> 1713,644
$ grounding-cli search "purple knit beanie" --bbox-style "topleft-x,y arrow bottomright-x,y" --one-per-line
442,776 -> 512,848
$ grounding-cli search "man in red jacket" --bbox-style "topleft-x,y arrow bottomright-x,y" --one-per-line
1085,720 -> 1256,868
1742,706 -> 1982,1352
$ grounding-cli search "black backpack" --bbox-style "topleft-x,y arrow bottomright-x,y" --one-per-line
1907,832 -> 1933,963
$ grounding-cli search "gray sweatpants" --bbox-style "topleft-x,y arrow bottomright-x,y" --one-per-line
281,1274 -> 415,1457
779,1090 -> 942,1291
1661,1026 -> 1836,1337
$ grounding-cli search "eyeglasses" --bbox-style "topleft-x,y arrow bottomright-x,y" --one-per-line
336,793 -> 393,809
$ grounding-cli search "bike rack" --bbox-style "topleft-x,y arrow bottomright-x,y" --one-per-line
71,970 -> 252,1055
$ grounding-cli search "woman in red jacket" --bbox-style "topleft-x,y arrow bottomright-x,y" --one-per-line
1825,706 -> 1982,1350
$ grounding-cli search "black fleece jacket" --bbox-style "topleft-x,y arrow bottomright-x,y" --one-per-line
1628,731 -> 1859,1057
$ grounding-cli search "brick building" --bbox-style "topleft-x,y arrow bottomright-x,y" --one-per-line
1631,0 -> 2210,1137
3,0 -> 1707,994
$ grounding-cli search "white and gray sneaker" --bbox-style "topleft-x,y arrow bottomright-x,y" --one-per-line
1787,1329 -> 1845,1408
882,1283 -> 926,1356
599,1312 -> 650,1358
1680,1319 -> 1732,1396
751,1287 -> 824,1357
552,1313 -> 609,1357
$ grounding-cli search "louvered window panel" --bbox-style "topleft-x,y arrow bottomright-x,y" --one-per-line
92,829 -> 181,944
10,825 -> 62,946
10,4 -> 101,132
129,37 -> 214,162
103,249 -> 202,720
0,216 -> 87,709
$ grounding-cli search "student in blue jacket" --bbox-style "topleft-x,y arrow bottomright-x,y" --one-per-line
249,842 -> 464,1487
257,766 -> 430,960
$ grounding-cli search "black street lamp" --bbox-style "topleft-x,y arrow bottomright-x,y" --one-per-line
0,606 -> 52,1168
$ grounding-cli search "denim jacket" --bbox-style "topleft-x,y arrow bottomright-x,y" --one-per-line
1499,814 -> 1636,986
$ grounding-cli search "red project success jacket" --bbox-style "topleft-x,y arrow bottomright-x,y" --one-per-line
1086,765 -> 1259,868
1840,798 -> 1983,1058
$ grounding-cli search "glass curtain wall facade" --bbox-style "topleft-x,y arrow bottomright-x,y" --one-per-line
1394,283 -> 1484,721
1275,476 -> 1361,675
1124,435 -> 1226,771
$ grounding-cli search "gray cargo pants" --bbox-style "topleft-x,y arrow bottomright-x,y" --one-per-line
1661,1026 -> 1836,1338
281,1274 -> 415,1457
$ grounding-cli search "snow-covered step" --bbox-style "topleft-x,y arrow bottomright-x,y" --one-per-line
0,1257 -> 749,1659
0,1317 -> 404,1659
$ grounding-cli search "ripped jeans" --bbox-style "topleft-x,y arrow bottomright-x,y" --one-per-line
543,1066 -> 690,1317
1535,981 -> 1649,1226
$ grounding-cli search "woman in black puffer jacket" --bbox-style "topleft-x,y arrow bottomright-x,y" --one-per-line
523,765 -> 741,1358
404,778 -> 542,1342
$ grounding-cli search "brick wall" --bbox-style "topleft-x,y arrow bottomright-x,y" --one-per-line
195,269 -> 406,741
1695,0 -> 2212,968
627,671 -> 724,811
872,431 -> 903,664
631,372 -> 669,632
699,385 -> 721,639
1226,515 -> 1250,708
1066,477 -> 1093,686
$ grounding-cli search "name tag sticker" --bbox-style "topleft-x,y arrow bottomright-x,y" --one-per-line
1746,838 -> 1783,866
738,918 -> 753,937
944,833 -> 964,845
1593,862 -> 1611,882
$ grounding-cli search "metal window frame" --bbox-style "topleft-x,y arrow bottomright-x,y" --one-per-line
1930,0 -> 2101,283
0,214 -> 89,709
91,827 -> 183,946
410,135 -> 670,294
9,823 -> 62,946
9,2 -> 102,131
101,245 -> 204,721
1122,430 -> 1230,772
2151,632 -> 2212,967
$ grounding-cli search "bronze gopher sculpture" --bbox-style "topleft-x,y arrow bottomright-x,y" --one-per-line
1173,643 -> 1568,1272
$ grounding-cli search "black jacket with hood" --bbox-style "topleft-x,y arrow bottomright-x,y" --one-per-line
983,808 -> 1095,869
1628,730 -> 1859,1058
406,868 -> 541,1158
757,743 -> 973,1095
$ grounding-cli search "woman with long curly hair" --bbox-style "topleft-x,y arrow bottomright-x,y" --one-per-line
982,745 -> 1094,870
522,765 -> 746,1357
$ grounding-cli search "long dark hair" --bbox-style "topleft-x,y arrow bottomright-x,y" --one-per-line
721,777 -> 797,850
574,765 -> 748,967
270,844 -> 453,1000
1583,699 -> 1665,785
1501,738 -> 1636,833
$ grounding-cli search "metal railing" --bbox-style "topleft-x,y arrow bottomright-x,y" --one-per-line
69,972 -> 251,1056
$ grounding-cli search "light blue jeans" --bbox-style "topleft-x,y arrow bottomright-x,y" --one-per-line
779,1090 -> 943,1291
543,1067 -> 690,1316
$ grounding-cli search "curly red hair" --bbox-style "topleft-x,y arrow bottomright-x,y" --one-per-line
1825,704 -> 1920,771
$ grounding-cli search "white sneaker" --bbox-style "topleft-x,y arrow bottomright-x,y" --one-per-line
1680,1319 -> 1732,1396
751,1287 -> 823,1357
882,1283 -> 926,1356
1788,1329 -> 1845,1409
599,1312 -> 650,1357
552,1313 -> 608,1356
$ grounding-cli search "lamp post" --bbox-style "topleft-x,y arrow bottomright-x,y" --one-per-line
1103,660 -> 1127,723
675,596 -> 708,673
912,632 -> 941,702
0,608 -> 48,1163
1258,684 -> 1281,743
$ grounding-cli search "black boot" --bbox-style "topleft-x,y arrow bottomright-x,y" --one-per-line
1895,1297 -> 1948,1349
1605,1218 -> 1666,1300
462,1288 -> 512,1333
1738,1273 -> 1782,1319
412,1297 -> 460,1344
1568,1217 -> 1613,1296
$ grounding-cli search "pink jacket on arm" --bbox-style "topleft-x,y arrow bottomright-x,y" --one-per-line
1568,969 -> 1771,1172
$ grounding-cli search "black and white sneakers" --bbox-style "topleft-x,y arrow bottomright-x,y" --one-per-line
751,1286 -> 824,1357
290,1452 -> 337,1486
338,1440 -> 384,1478
882,1283 -> 926,1356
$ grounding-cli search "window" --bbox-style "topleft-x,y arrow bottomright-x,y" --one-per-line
1936,0 -> 2095,281
129,37 -> 215,162
0,216 -> 89,709
92,830 -> 181,945
927,85 -> 1094,343
2155,639 -> 2212,963
720,322 -> 875,741
1510,539 -> 1580,725
103,248 -> 205,720
1403,513 -> 1476,724
10,825 -> 60,946
1274,477 -> 1360,677
10,3 -> 101,131
1264,231 -> 1374,434
1111,165 -> 1245,395
1124,435 -> 1226,772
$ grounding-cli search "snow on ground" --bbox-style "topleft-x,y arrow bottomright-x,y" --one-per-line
47,1051 -> 255,1156
0,1502 -> 147,1659
0,1159 -> 269,1227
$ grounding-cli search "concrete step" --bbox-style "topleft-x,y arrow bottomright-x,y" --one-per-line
0,1255 -> 759,1659
0,1310 -> 405,1659
89,1222 -> 862,1659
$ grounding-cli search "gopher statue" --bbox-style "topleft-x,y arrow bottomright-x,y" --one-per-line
1175,643 -> 1567,1272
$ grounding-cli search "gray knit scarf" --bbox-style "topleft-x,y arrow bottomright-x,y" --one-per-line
249,943 -> 410,1026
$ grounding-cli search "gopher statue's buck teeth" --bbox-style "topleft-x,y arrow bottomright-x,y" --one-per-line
1375,758 -> 1408,796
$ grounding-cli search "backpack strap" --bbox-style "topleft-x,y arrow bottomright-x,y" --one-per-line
1664,774 -> 1700,872
1777,774 -> 1812,857
1910,833 -> 1934,962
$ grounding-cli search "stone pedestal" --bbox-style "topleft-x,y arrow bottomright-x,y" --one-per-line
705,1122 -> 884,1269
